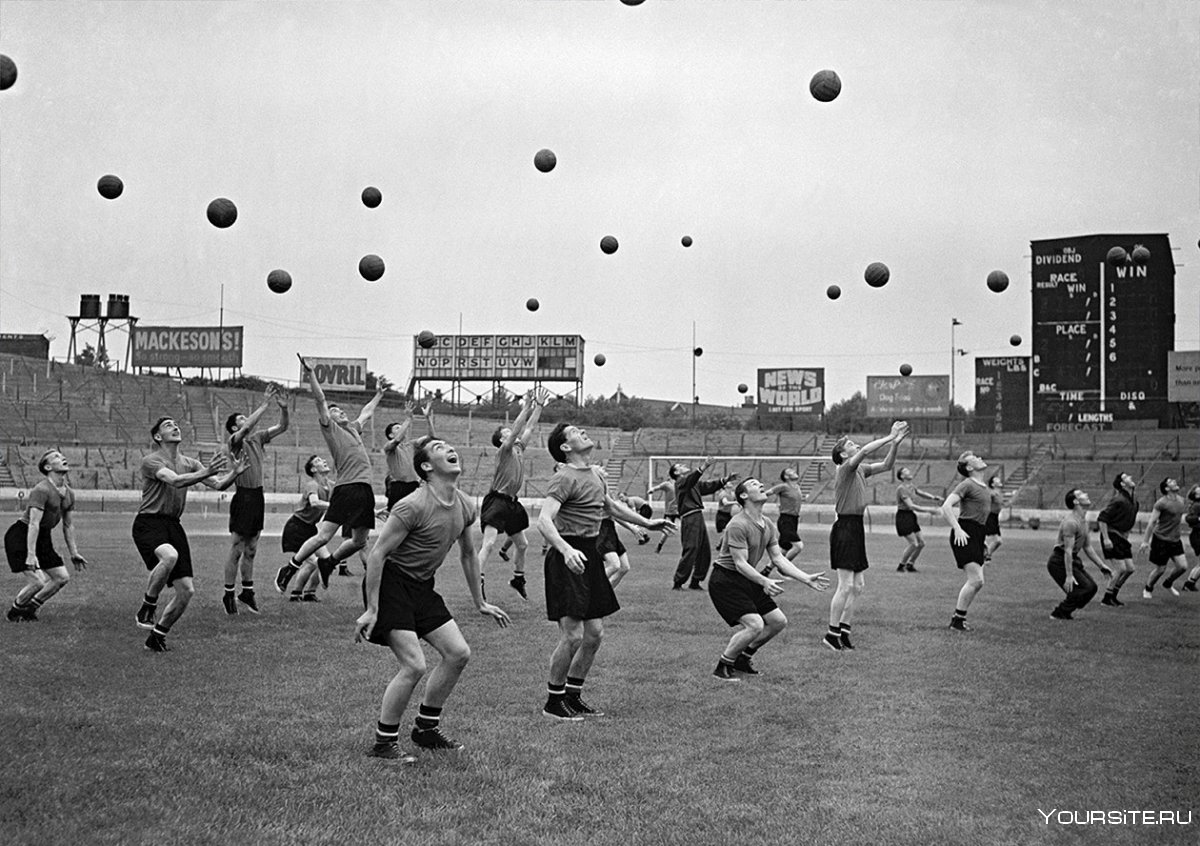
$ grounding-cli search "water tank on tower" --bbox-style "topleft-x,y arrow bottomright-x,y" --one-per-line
79,294 -> 101,319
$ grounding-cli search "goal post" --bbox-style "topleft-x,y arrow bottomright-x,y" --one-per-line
646,455 -> 829,495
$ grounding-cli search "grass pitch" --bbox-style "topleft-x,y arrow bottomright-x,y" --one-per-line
3,513 -> 1197,846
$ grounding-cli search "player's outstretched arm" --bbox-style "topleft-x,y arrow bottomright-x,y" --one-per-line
605,494 -> 675,533
767,544 -> 830,591
263,385 -> 290,441
230,391 -> 273,448
458,527 -> 510,627
863,422 -> 908,478
202,452 -> 248,491
298,356 -> 331,427
157,452 -> 227,489
356,387 -> 386,427
730,547 -> 783,596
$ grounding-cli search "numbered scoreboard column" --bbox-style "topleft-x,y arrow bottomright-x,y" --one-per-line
1031,234 -> 1175,430
974,357 -> 1031,432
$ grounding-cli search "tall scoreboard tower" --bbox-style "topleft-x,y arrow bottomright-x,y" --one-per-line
1031,234 -> 1175,430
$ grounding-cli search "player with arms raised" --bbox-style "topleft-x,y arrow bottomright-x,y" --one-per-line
824,421 -> 907,651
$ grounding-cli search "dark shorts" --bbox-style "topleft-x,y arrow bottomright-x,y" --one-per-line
367,570 -> 453,645
984,512 -> 1001,537
386,479 -> 421,510
325,482 -> 376,531
777,513 -> 800,549
709,566 -> 779,626
637,503 -> 653,520
951,521 -> 988,568
829,515 -> 868,573
544,535 -> 620,622
228,487 -> 265,536
714,511 -> 732,535
596,518 -> 626,558
1149,536 -> 1185,566
1190,529 -> 1200,558
5,521 -> 64,573
1100,532 -> 1132,561
131,514 -> 193,585
895,509 -> 920,538
480,490 -> 530,536
281,515 -> 319,554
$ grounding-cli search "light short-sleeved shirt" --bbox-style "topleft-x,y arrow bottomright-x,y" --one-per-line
490,440 -> 526,496
834,464 -> 868,516
383,485 -> 477,582
138,451 -> 205,518
714,511 -> 779,573
1055,512 -> 1089,558
21,479 -> 75,531
384,438 -> 418,484
547,463 -> 606,538
952,478 -> 991,525
989,489 -> 1004,515
773,483 -> 803,516
229,429 -> 271,489
1151,495 -> 1186,542
320,420 -> 372,488
294,478 -> 331,524
896,482 -> 917,511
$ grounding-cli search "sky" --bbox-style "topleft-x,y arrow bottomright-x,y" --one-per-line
1,0 -> 1197,411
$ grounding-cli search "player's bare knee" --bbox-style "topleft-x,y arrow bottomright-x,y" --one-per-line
399,657 -> 427,679
53,571 -> 70,589
444,643 -> 471,669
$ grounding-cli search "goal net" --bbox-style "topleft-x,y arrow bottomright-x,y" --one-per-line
645,455 -> 828,496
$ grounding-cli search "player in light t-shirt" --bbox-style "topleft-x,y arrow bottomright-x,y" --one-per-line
708,478 -> 828,681
477,387 -> 549,601
1139,477 -> 1189,598
276,356 -> 384,595
5,450 -> 88,622
824,420 -> 907,652
222,384 -> 289,615
355,436 -> 510,762
1047,489 -> 1106,620
133,417 -> 244,652
941,450 -> 992,632
537,422 -> 675,721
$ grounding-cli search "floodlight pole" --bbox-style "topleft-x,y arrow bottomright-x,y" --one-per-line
950,317 -> 962,431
